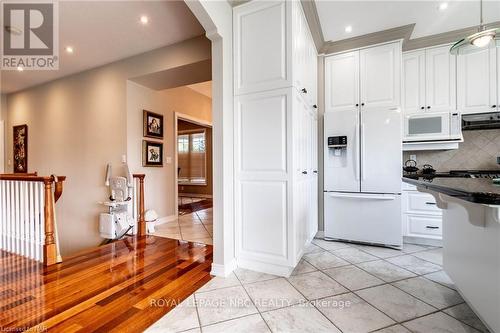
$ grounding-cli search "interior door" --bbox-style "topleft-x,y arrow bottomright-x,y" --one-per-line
324,110 -> 360,192
360,42 -> 400,109
425,45 -> 456,112
325,51 -> 359,113
457,47 -> 497,114
402,50 -> 426,114
360,107 -> 402,193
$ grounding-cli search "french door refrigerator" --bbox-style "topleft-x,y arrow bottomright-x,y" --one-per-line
324,107 -> 403,248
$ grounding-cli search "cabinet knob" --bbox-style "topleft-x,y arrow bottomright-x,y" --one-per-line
420,106 -> 425,110
313,170 -> 318,174
361,103 -> 365,106
492,105 -> 497,108
355,103 -> 359,107
427,106 -> 431,109
302,171 -> 308,174
313,104 -> 318,109
301,88 -> 307,94
426,226 -> 439,229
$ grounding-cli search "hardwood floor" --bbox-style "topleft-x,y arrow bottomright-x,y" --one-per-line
0,236 -> 213,332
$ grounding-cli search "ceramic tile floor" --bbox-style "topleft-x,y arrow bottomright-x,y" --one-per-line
146,239 -> 490,333
153,207 -> 213,245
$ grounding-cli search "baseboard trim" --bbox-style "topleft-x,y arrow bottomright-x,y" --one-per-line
236,258 -> 294,278
315,230 -> 324,239
211,259 -> 237,277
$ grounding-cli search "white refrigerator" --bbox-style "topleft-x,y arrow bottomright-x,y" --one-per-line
324,107 -> 402,248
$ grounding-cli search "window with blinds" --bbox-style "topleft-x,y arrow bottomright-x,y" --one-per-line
178,129 -> 207,185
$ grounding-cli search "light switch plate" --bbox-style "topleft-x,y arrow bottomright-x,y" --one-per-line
166,156 -> 172,164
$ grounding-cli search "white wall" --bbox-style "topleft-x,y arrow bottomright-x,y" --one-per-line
5,36 -> 211,255
126,82 -> 212,221
185,0 -> 236,276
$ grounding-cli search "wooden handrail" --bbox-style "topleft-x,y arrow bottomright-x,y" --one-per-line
133,174 -> 146,236
0,174 -> 66,266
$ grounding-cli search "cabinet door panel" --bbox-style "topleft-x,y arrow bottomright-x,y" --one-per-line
234,1 -> 291,95
360,42 -> 401,108
425,46 -> 456,112
403,51 -> 426,114
457,47 -> 496,114
325,51 -> 359,113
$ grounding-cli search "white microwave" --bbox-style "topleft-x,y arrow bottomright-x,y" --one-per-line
404,112 -> 462,142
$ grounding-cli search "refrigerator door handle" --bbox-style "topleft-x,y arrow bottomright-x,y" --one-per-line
355,114 -> 360,181
361,122 -> 366,181
327,192 -> 396,200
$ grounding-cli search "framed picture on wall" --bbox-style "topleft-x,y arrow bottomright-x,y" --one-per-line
13,124 -> 28,173
143,140 -> 163,167
143,110 -> 163,139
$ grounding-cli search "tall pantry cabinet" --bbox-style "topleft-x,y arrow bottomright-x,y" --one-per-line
233,0 -> 318,276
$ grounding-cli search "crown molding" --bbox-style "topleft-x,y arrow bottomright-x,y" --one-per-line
300,0 -> 324,51
321,24 -> 415,55
404,21 -> 500,51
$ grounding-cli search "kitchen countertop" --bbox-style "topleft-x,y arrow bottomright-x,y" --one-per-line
402,176 -> 500,205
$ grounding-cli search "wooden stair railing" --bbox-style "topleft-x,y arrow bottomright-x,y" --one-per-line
132,174 -> 146,236
0,173 -> 66,266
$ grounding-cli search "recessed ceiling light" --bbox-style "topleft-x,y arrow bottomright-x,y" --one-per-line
345,25 -> 353,33
439,2 -> 448,11
140,15 -> 149,25
17,66 -> 23,72
65,46 -> 74,54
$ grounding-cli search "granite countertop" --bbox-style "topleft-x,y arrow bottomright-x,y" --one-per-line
402,176 -> 500,205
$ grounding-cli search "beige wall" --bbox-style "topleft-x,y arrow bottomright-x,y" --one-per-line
0,94 -> 5,173
5,36 -> 211,255
404,130 -> 500,171
127,83 -> 212,221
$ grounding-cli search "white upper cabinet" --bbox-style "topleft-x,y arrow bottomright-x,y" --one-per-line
403,45 -> 456,114
325,51 -> 359,113
425,46 -> 456,112
402,50 -> 426,114
234,0 -> 317,107
457,46 -> 498,114
325,41 -> 401,113
360,42 -> 401,109
234,1 -> 291,95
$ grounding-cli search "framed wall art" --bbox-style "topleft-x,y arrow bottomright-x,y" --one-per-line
13,124 -> 28,173
143,140 -> 163,167
143,110 -> 164,139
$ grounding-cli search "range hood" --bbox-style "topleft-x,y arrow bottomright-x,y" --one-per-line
462,112 -> 500,130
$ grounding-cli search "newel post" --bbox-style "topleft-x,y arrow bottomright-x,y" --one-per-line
43,178 -> 57,266
137,175 -> 146,236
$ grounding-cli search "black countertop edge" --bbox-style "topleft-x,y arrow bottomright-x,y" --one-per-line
402,177 -> 500,205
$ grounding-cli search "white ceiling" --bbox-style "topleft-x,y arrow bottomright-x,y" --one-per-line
316,0 -> 500,43
187,81 -> 212,98
1,1 -> 205,94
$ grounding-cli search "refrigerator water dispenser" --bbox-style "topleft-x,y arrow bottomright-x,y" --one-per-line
328,136 -> 347,156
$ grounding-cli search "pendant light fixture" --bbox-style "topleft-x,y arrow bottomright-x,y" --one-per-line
450,0 -> 499,55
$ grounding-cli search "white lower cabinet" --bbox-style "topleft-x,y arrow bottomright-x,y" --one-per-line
235,88 -> 318,276
402,183 -> 442,244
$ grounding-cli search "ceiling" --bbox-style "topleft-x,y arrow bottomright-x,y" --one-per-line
1,1 -> 205,94
316,0 -> 500,43
187,81 -> 212,98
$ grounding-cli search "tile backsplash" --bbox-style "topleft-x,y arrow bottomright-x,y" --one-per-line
404,129 -> 500,171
